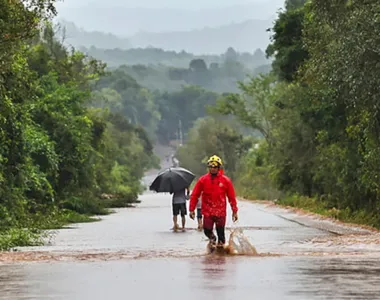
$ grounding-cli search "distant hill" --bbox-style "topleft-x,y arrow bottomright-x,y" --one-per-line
56,20 -> 132,50
57,19 -> 274,54
128,19 -> 273,54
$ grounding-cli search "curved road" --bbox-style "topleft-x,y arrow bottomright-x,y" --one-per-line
1,169 -> 380,299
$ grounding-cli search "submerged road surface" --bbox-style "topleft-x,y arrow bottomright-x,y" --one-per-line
1,171 -> 380,299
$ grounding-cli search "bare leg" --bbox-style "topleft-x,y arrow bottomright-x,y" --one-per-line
173,216 -> 179,231
181,215 -> 186,231
197,218 -> 203,230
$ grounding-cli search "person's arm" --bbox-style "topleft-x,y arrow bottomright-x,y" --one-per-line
226,178 -> 238,213
189,178 -> 203,212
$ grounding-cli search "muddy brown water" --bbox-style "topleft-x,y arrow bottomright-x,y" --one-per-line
1,171 -> 380,299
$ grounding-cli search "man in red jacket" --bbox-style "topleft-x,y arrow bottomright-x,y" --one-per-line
189,155 -> 238,250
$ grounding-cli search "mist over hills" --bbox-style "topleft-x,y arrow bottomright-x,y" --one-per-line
54,1 -> 284,54
57,18 -> 275,54
127,19 -> 274,54
56,21 -> 132,49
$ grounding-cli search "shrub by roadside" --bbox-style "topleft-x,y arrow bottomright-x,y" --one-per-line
269,194 -> 380,231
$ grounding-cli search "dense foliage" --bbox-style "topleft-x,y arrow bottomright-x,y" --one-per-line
203,0 -> 380,227
0,0 -> 158,249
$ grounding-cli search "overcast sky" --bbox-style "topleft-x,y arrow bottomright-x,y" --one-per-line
55,0 -> 285,35
56,0 -> 283,9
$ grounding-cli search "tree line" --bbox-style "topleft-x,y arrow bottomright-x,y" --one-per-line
79,46 -> 269,70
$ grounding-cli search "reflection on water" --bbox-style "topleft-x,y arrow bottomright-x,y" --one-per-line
290,257 -> 380,299
201,255 -> 228,279
199,255 -> 230,296
0,265 -> 29,300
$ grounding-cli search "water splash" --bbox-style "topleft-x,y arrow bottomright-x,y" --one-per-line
206,227 -> 259,256
227,227 -> 259,256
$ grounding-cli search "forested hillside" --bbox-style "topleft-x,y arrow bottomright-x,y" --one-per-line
177,0 -> 380,228
78,47 -> 271,93
80,46 -> 270,71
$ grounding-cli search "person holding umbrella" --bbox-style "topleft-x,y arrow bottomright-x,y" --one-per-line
149,166 -> 196,231
189,155 -> 238,250
171,186 -> 190,231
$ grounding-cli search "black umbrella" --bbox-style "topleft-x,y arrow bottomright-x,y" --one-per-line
149,167 -> 195,193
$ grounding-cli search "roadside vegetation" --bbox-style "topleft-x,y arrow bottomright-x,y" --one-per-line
177,0 -> 380,229
0,1 -> 157,250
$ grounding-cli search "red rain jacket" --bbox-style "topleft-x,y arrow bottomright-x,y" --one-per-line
189,171 -> 238,217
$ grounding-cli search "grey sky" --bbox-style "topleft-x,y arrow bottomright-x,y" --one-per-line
56,0 -> 283,9
55,0 -> 285,38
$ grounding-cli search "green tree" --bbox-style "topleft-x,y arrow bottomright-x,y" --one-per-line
266,4 -> 308,82
176,117 -> 252,179
155,86 -> 219,144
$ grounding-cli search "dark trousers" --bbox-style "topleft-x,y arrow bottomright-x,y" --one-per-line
203,215 -> 226,244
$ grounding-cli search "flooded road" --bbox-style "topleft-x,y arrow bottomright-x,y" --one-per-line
1,170 -> 380,299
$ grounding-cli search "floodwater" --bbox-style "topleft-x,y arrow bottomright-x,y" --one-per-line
1,171 -> 380,299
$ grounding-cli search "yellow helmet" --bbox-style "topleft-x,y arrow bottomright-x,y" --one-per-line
207,155 -> 223,167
